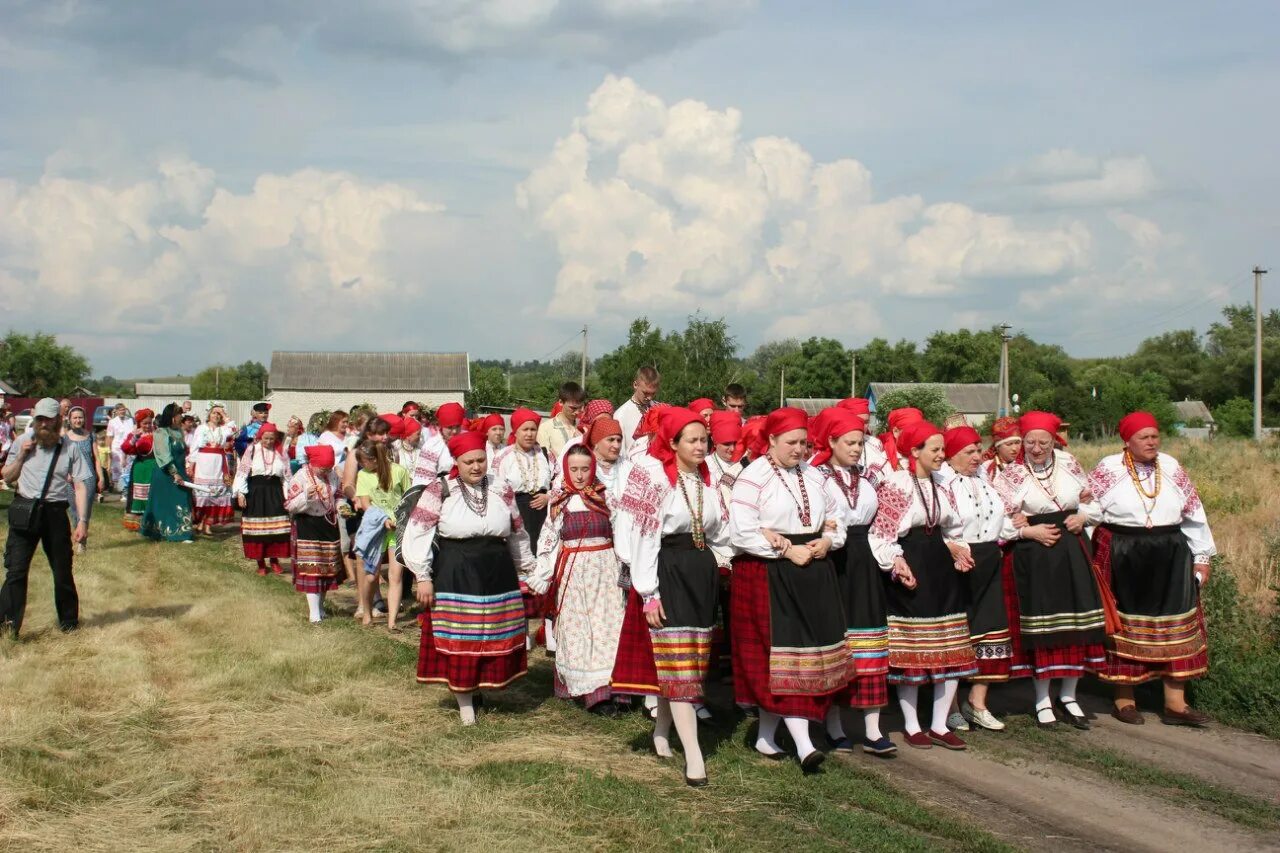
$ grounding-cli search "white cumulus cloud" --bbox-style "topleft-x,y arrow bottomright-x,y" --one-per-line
519,75 -> 1093,324
1008,148 -> 1160,206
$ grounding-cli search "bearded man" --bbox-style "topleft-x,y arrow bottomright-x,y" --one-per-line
0,398 -> 92,638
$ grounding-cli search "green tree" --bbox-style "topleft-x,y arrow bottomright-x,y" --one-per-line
595,318 -> 673,403
0,331 -> 91,397
1127,329 -> 1207,401
854,338 -> 922,386
1201,304 -> 1280,416
595,315 -> 737,407
190,361 -> 269,400
467,365 -> 513,411
783,337 -> 854,399
874,386 -> 955,429
1214,397 -> 1254,438
922,329 -> 1000,384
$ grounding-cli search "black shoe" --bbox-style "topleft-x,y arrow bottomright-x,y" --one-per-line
59,622 -> 78,634
590,702 -> 621,719
799,749 -> 826,773
685,772 -> 709,788
474,693 -> 485,711
1034,709 -> 1059,730
1055,699 -> 1090,730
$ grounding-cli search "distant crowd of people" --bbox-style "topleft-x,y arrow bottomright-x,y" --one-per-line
1,375 -> 1216,789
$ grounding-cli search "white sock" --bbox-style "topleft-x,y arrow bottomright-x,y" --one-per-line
862,709 -> 883,741
932,680 -> 959,733
1034,678 -> 1055,723
783,716 -> 817,759
825,706 -> 846,742
756,710 -> 783,755
671,701 -> 704,779
653,698 -> 674,758
1059,677 -> 1083,715
897,685 -> 922,735
544,618 -> 557,652
456,692 -> 476,726
306,593 -> 323,622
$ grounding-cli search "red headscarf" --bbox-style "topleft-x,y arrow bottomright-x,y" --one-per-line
1019,411 -> 1067,447
447,431 -> 488,477
507,408 -> 541,445
736,415 -> 767,463
943,426 -> 981,460
577,399 -> 614,433
632,402 -> 671,440
470,413 -> 503,436
435,402 -> 466,429
400,418 -> 421,441
550,401 -> 563,419
551,447 -> 610,517
990,416 -> 1021,444
749,407 -> 808,459
811,409 -> 866,469
1118,411 -> 1159,442
837,398 -> 871,416
880,407 -> 925,472
896,420 -> 943,470
258,421 -> 279,438
378,413 -> 405,439
709,410 -> 742,446
588,417 -> 622,449
401,402 -> 421,417
134,408 -> 154,424
688,398 -> 716,418
305,444 -> 335,469
648,407 -> 710,486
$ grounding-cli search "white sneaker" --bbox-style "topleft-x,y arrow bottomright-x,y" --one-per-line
946,711 -> 970,732
962,702 -> 1005,731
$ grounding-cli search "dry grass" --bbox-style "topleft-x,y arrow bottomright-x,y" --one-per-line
0,502 -> 1012,853
1073,437 -> 1280,603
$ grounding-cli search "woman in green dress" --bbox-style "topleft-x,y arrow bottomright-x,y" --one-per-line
121,408 -> 156,532
141,403 -> 195,543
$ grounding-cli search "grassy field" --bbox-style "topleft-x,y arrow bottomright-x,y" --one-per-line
1,440 -> 1278,852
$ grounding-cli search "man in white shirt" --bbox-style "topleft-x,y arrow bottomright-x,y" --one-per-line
536,381 -> 586,461
615,366 -> 661,456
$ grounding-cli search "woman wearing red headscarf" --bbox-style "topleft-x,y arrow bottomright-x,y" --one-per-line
285,444 -> 344,623
120,408 -> 156,531
491,408 -> 553,644
688,398 -> 716,424
627,402 -> 670,462
232,421 -> 292,576
869,420 -> 974,750
410,402 -> 467,487
402,431 -> 535,725
837,398 -> 887,477
992,411 -> 1106,730
1087,412 -> 1215,726
812,408 -> 896,756
982,417 -> 1022,481
587,416 -> 625,495
729,407 -> 849,772
527,444 -> 626,714
876,407 -> 925,478
479,413 -> 506,454
941,426 -> 1058,731
611,408 -> 728,786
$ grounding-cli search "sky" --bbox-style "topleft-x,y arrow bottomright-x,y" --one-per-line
1,1 -> 1277,378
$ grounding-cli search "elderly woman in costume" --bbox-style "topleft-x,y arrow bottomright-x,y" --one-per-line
285,444 -> 345,623
527,444 -> 627,714
812,408 -> 896,756
869,420 -> 975,750
729,407 -> 849,772
233,421 -> 292,575
402,431 -> 534,725
993,411 -> 1106,730
612,408 -> 728,786
1088,412 -> 1216,727
190,403 -> 235,535
120,408 -> 156,532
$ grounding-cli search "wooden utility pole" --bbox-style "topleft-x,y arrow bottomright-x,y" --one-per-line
580,326 -> 588,391
779,368 -> 786,408
215,366 -> 220,397
998,323 -> 1012,417
1255,267 -> 1268,441
850,352 -> 857,397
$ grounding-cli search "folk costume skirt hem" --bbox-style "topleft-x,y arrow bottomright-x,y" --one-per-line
883,527 -> 977,685
292,513 -> 345,594
831,526 -> 890,708
1093,524 -> 1208,684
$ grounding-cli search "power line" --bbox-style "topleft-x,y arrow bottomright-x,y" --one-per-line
533,331 -> 584,363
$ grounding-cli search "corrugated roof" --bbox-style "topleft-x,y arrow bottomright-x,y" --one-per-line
0,379 -> 21,395
1173,400 -> 1214,423
866,382 -> 1000,414
270,351 -> 470,392
135,382 -> 192,396
785,398 -> 844,416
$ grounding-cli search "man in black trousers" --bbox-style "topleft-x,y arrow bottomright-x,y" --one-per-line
1,397 -> 91,639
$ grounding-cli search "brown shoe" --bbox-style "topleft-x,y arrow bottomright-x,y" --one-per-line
1110,704 -> 1145,725
1161,706 -> 1210,727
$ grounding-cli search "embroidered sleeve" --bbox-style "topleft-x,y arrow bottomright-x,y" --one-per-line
401,479 -> 442,581
1087,461 -> 1120,503
284,470 -> 308,514
869,478 -> 910,570
1170,462 -> 1203,517
992,465 -> 1026,515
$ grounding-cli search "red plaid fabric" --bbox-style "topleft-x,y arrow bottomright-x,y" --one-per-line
973,551 -> 1032,682
1092,529 -> 1209,684
834,674 -> 888,709
610,590 -> 660,696
416,611 -> 528,692
243,540 -> 291,560
1028,643 -> 1105,679
730,558 -> 834,722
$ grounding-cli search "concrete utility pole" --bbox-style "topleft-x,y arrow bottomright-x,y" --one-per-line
1255,267 -> 1268,442
850,352 -> 857,398
997,323 -> 1012,417
580,326 -> 588,391
779,368 -> 786,408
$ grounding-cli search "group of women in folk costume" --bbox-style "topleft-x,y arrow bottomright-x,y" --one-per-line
253,394 -> 1215,790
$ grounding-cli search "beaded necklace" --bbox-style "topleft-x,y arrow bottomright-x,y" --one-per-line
828,465 -> 861,509
676,470 -> 706,550
459,475 -> 490,518
913,473 -> 941,534
1025,454 -> 1062,509
1123,450 -> 1160,528
768,456 -> 812,526
514,447 -> 542,493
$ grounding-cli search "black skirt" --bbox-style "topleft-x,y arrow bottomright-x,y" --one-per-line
965,540 -> 1009,644
649,533 -> 720,700
763,533 -> 851,696
1099,523 -> 1203,663
882,526 -> 976,680
515,491 -> 547,550
1011,511 -> 1107,650
833,524 -> 890,679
